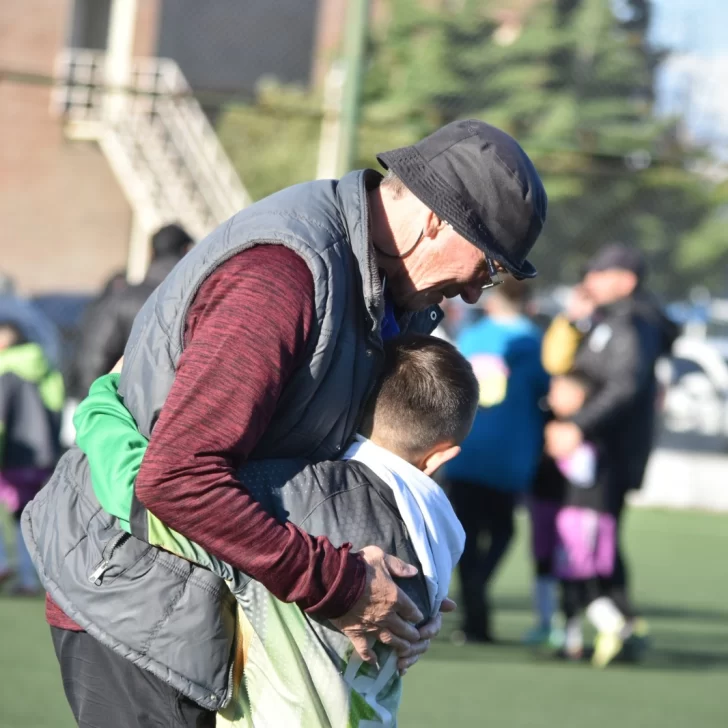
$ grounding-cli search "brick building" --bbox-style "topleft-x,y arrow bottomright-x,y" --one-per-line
0,0 -> 350,295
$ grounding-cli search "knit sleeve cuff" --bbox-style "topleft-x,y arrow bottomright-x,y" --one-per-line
303,545 -> 367,620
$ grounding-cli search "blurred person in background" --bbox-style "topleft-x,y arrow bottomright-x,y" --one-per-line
548,371 -> 628,668
0,274 -> 62,370
541,284 -> 594,376
524,284 -> 595,644
545,244 -> 678,653
0,321 -> 63,595
72,224 -> 193,399
447,279 -> 549,643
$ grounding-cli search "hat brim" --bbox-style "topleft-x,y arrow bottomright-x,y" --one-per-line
377,147 -> 537,280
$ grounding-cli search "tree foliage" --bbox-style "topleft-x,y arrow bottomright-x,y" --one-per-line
217,0 -> 727,296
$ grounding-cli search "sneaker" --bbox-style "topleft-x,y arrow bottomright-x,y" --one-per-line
523,624 -> 552,646
592,631 -> 623,668
558,645 -> 584,662
523,624 -> 565,650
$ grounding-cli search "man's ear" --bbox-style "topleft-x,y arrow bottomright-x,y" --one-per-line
422,445 -> 461,476
423,208 -> 447,240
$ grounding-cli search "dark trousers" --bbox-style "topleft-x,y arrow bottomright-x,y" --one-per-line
561,578 -> 602,619
601,491 -> 636,619
449,480 -> 516,639
51,627 -> 215,728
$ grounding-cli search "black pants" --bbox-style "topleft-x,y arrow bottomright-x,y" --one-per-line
601,491 -> 636,619
561,578 -> 602,619
51,628 -> 215,728
449,481 -> 516,639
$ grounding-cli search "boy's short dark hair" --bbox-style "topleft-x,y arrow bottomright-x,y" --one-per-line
360,334 -> 479,457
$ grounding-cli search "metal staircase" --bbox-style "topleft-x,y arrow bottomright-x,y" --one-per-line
51,49 -> 251,243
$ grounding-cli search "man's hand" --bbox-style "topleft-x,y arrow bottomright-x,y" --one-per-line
331,545 -> 423,667
397,597 -> 456,675
545,421 -> 583,459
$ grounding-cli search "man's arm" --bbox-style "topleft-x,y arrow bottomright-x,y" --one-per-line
134,245 -> 366,617
133,246 -> 423,656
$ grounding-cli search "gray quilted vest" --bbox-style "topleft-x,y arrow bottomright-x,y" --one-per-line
23,169 -> 442,711
121,169 -> 439,456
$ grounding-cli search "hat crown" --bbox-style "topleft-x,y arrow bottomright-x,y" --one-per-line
377,119 -> 547,279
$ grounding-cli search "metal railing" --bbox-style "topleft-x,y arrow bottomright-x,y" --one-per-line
51,49 -> 250,241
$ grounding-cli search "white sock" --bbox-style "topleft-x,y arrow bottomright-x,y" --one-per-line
16,527 -> 39,590
565,616 -> 583,652
534,576 -> 557,629
586,597 -> 626,634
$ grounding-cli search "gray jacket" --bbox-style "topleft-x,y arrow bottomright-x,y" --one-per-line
23,170 -> 441,710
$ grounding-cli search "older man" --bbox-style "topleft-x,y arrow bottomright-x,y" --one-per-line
25,119 -> 546,727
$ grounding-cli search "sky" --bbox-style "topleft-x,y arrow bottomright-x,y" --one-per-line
649,0 -> 728,150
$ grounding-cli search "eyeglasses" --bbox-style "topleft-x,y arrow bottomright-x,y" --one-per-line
443,220 -> 503,291
481,254 -> 503,291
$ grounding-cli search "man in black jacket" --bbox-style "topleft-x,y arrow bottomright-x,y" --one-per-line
545,244 -> 677,632
73,224 -> 192,398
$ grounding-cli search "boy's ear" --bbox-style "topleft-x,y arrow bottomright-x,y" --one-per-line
422,445 -> 461,476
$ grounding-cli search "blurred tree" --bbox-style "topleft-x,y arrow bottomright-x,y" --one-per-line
358,0 -> 723,296
217,81 -> 321,202
215,0 -> 726,296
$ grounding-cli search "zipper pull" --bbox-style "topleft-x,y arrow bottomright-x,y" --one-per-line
89,560 -> 110,586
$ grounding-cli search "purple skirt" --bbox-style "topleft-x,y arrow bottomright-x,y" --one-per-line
554,506 -> 616,581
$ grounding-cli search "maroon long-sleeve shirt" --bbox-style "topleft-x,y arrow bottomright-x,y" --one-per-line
47,244 -> 366,630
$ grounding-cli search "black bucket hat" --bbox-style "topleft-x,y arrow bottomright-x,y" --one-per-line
377,119 -> 547,279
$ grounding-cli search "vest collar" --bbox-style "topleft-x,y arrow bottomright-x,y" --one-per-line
336,169 -> 385,343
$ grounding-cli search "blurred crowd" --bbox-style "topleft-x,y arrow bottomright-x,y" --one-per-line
440,243 -> 678,667
1,228 -> 677,671
0,225 -> 192,595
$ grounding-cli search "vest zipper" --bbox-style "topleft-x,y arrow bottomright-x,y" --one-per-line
88,531 -> 132,586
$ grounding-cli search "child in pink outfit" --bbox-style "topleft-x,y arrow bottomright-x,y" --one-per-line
548,372 -> 625,667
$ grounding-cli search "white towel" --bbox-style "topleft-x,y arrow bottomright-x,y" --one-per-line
342,435 -> 465,617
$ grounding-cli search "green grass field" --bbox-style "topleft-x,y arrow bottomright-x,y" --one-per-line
1,508 -> 726,727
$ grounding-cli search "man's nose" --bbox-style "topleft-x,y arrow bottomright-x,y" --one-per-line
460,286 -> 483,305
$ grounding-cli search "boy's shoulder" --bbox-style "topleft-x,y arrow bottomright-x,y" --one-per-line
240,456 -> 430,621
238,458 -> 401,537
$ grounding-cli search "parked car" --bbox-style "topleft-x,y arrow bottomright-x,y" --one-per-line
657,336 -> 728,450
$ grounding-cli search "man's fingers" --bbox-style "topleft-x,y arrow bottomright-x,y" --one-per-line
378,630 -> 412,654
383,553 -> 418,579
417,612 -> 442,641
397,653 -> 422,674
382,610 -> 420,645
392,586 -> 424,626
349,635 -> 378,667
440,597 -> 457,613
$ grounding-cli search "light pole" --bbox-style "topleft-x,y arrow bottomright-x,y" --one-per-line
337,0 -> 370,177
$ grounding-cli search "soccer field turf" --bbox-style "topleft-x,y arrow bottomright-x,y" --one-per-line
0,508 -> 725,727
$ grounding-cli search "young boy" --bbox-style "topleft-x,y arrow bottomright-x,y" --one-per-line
0,321 -> 63,594
548,371 -> 626,668
69,334 -> 479,726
